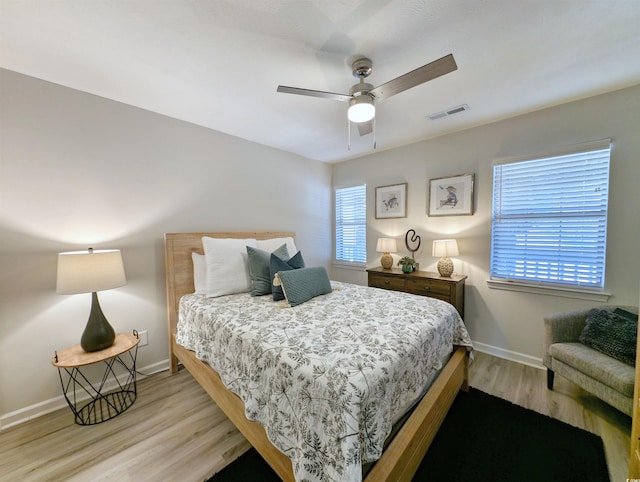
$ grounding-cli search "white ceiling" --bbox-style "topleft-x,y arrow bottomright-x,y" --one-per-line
1,1 -> 639,163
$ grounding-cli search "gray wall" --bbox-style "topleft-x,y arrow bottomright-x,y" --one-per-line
332,84 -> 640,365
2,66 -> 638,425
0,69 -> 332,422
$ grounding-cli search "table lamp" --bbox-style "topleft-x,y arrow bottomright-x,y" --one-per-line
432,239 -> 459,277
57,248 -> 126,352
376,238 -> 397,269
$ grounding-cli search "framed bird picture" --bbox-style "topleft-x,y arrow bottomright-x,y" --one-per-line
375,183 -> 407,219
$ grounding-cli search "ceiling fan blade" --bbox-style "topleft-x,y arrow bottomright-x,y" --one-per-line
357,120 -> 373,136
277,85 -> 351,102
369,53 -> 457,102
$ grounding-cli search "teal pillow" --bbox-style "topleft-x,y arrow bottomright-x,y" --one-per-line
614,307 -> 638,322
580,308 -> 637,366
270,251 -> 305,301
274,267 -> 332,307
246,244 -> 289,296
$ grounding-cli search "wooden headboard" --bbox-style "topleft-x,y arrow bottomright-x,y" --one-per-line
164,231 -> 296,356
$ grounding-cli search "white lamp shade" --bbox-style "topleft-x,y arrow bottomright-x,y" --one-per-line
348,96 -> 375,122
376,238 -> 398,253
432,239 -> 459,258
57,249 -> 127,294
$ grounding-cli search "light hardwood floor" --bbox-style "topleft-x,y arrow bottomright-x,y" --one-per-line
0,352 -> 631,482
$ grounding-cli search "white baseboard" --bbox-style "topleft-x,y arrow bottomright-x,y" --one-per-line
0,358 -> 170,431
472,340 -> 544,370
2,346 -> 543,430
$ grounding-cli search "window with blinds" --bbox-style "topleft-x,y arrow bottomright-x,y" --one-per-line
335,184 -> 367,266
491,141 -> 611,289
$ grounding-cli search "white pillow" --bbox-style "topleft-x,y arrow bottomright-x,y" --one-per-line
202,237 -> 257,297
256,237 -> 297,256
192,253 -> 207,295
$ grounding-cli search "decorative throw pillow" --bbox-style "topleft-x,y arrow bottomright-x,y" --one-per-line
270,251 -> 305,301
274,267 -> 332,307
614,307 -> 639,322
202,237 -> 257,297
192,252 -> 207,294
579,308 -> 637,366
246,244 -> 289,296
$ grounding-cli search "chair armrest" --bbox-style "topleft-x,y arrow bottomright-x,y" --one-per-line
544,309 -> 591,344
542,308 -> 591,368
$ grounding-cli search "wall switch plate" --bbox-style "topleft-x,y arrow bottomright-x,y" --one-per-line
139,330 -> 148,346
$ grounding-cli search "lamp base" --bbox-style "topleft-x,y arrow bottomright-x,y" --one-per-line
380,253 -> 393,269
437,257 -> 454,277
81,292 -> 116,352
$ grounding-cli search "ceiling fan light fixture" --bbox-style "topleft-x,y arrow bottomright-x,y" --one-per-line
348,95 -> 375,123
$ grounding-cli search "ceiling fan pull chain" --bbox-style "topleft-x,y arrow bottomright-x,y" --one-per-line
347,118 -> 351,151
373,117 -> 377,149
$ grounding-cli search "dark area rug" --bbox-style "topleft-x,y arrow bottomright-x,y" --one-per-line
208,387 -> 610,482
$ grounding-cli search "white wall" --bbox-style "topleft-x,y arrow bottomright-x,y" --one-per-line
0,69 -> 332,423
2,67 -> 639,424
332,84 -> 640,365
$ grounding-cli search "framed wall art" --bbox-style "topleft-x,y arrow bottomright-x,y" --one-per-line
375,183 -> 407,219
428,173 -> 474,216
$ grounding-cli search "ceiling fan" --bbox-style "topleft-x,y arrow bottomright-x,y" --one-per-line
277,53 -> 458,140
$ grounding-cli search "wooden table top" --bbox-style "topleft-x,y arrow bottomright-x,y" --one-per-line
52,332 -> 140,368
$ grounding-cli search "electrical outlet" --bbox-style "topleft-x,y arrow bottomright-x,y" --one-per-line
139,330 -> 148,346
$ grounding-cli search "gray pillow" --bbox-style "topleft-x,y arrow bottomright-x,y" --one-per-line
579,308 -> 637,366
274,266 -> 332,307
270,251 -> 305,301
246,244 -> 289,296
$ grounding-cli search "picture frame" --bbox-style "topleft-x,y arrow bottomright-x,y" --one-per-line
428,173 -> 474,216
375,183 -> 407,219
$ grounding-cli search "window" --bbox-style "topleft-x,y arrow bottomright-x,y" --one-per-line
335,184 -> 366,266
490,140 -> 611,290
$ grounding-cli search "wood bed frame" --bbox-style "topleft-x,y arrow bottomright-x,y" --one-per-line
164,231 -> 469,482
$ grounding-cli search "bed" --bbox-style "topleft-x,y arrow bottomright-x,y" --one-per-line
165,231 -> 472,482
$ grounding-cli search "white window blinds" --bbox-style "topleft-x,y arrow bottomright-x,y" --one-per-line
491,142 -> 611,289
335,184 -> 367,265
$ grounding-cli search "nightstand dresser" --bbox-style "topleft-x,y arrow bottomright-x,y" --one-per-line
367,267 -> 467,318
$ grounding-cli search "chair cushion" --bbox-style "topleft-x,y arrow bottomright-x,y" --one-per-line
549,342 -> 634,396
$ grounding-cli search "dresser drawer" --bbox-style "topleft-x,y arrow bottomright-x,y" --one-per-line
405,278 -> 451,298
366,268 -> 466,319
369,274 -> 406,292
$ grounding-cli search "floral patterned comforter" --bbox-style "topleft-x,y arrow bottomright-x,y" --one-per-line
176,281 -> 472,482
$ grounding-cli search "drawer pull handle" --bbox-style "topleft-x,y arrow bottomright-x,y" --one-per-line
384,281 -> 390,285
423,286 -> 431,291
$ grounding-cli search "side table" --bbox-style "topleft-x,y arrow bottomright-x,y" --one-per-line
52,331 -> 140,425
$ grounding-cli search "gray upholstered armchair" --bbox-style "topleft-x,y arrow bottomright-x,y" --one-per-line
543,305 -> 637,416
